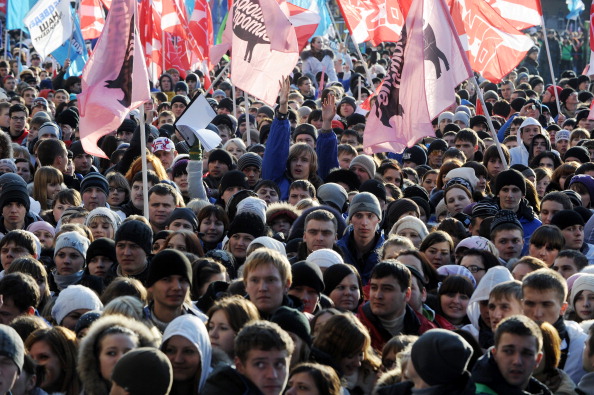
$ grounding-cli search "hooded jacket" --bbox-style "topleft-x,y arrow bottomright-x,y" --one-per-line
78,315 -> 161,395
161,314 -> 212,394
510,117 -> 544,166
337,226 -> 385,284
202,366 -> 264,395
301,49 -> 338,83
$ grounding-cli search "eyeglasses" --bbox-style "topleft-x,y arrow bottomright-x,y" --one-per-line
10,116 -> 25,121
464,265 -> 486,273
109,187 -> 126,193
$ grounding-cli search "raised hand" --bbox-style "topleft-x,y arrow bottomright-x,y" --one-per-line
321,91 -> 336,130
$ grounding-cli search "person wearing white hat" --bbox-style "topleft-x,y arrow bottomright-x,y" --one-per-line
509,117 -> 543,166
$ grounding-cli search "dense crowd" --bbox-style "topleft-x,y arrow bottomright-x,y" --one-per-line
0,19 -> 594,395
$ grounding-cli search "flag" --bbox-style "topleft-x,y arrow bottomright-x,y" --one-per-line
448,0 -> 534,83
51,12 -> 89,77
78,0 -> 150,158
189,0 -> 214,61
217,0 -> 299,105
567,0 -> 585,20
336,0 -> 406,46
79,0 -> 107,40
24,0 -> 73,59
6,0 -> 33,31
364,0 -> 472,154
288,0 -> 331,38
484,0 -> 542,30
286,2 -> 320,51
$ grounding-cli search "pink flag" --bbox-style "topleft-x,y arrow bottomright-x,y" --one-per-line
363,0 -> 472,154
217,0 -> 298,105
78,0 -> 150,159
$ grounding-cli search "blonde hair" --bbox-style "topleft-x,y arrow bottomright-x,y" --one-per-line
243,248 -> 292,287
33,166 -> 63,210
125,154 -> 168,183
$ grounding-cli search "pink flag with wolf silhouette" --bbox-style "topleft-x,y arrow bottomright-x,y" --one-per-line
213,0 -> 299,105
363,0 -> 472,154
78,0 -> 150,158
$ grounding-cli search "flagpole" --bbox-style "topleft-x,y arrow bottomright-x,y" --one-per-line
205,62 -> 231,94
540,15 -> 563,117
472,77 -> 508,170
139,103 -> 150,220
245,90 -> 251,146
17,29 -> 22,71
325,2 -> 343,46
3,29 -> 8,61
231,64 -> 237,118
161,29 -> 166,76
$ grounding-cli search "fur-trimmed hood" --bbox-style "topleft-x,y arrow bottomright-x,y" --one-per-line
78,314 -> 161,395
266,201 -> 300,225
0,131 -> 13,159
300,49 -> 334,61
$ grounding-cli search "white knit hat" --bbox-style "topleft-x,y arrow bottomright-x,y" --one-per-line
236,197 -> 267,224
306,248 -> 344,269
390,216 -> 429,239
570,274 -> 594,309
248,237 -> 286,256
51,285 -> 103,325
54,231 -> 90,258
85,207 -> 122,230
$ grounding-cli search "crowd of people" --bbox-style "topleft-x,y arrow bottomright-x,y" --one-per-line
0,15 -> 594,395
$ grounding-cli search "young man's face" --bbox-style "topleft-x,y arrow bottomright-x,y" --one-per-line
245,263 -> 288,315
235,348 -> 290,395
303,219 -> 336,252
369,275 -> 411,320
552,256 -> 580,279
493,229 -> 524,261
488,296 -> 523,328
454,139 -> 476,161
338,152 -> 355,170
149,274 -> 189,310
498,185 -> 523,212
520,126 -> 540,146
522,287 -> 566,324
351,211 -> 380,241
492,333 -> 542,389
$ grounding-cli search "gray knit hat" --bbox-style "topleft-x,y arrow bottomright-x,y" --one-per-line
237,152 -> 263,171
0,325 -> 24,373
349,155 -> 376,179
317,183 -> 348,211
348,192 -> 382,221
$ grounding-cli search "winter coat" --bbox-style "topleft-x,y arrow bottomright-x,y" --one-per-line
534,368 -> 575,395
162,315 -> 212,394
377,373 -> 476,395
78,315 -> 161,395
202,366 -> 264,395
301,49 -> 338,83
577,371 -> 594,394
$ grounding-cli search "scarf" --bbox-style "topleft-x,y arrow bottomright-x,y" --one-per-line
52,269 -> 84,291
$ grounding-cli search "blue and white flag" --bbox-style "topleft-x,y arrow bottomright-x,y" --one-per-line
289,0 -> 332,38
51,11 -> 87,77
25,0 -> 73,58
567,0 -> 585,20
7,0 -> 36,31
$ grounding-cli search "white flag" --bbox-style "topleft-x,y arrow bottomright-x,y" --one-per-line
25,0 -> 73,59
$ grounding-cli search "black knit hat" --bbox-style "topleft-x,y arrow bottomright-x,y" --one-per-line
403,185 -> 430,201
115,220 -> 153,255
111,348 -> 172,395
165,208 -> 199,232
217,98 -> 234,112
471,201 -> 499,219
117,118 -> 137,135
359,179 -> 387,202
383,198 -> 420,233
490,210 -> 522,234
237,152 -> 262,171
81,172 -> 109,196
494,169 -> 526,196
427,138 -> 448,154
291,261 -> 324,293
86,238 -> 116,263
69,140 -> 86,157
0,182 -> 30,212
402,145 -> 427,166
551,209 -> 585,230
147,249 -> 192,287
219,170 -> 248,195
171,95 -> 189,107
564,146 -> 590,163
292,123 -> 318,142
208,148 -> 233,168
470,115 -> 488,129
227,212 -> 266,238
56,108 -> 79,129
337,96 -> 356,117
270,306 -> 312,347
410,196 -> 431,218
325,169 -> 361,191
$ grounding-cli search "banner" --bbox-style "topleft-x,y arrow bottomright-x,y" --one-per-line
51,12 -> 88,77
25,0 -> 73,59
484,0 -> 542,30
336,0 -> 405,46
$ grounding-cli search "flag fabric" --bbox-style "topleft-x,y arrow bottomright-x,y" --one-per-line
286,2 -> 320,51
336,0 -> 406,46
364,0 -> 472,154
79,0 -> 107,40
448,0 -> 534,83
78,0 -> 150,158
567,0 -> 585,20
189,0 -> 214,61
288,0 -> 331,38
6,0 -> 32,30
216,0 -> 299,105
51,12 -> 89,77
484,0 -> 542,30
24,0 -> 73,59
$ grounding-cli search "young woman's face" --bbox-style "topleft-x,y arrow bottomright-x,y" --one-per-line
167,234 -> 189,252
99,333 -> 138,381
54,247 -> 85,275
33,230 -> 54,249
536,176 -> 550,198
340,349 -> 364,376
575,290 -> 594,321
108,184 -> 127,206
445,187 -> 471,215
486,157 -> 503,179
285,371 -> 320,395
423,241 -> 451,268
46,182 -> 61,201
89,220 -> 114,240
208,310 -> 236,357
163,335 -> 201,381
53,201 -> 73,223
440,292 -> 470,325
28,340 -> 63,391
199,213 -> 225,243
88,255 -> 115,278
328,273 -> 360,312
397,229 -> 422,248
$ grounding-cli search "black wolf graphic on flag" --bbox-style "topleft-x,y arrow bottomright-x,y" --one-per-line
105,15 -> 135,107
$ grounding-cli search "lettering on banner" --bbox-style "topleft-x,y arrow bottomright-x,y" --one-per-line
232,0 -> 270,63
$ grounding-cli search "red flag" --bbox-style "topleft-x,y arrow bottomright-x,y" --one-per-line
286,2 -> 320,51
336,0 -> 407,46
484,0 -> 542,30
217,0 -> 299,105
78,0 -> 150,158
79,0 -> 107,40
364,0 -> 472,154
189,0 -> 214,61
448,0 -> 534,82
